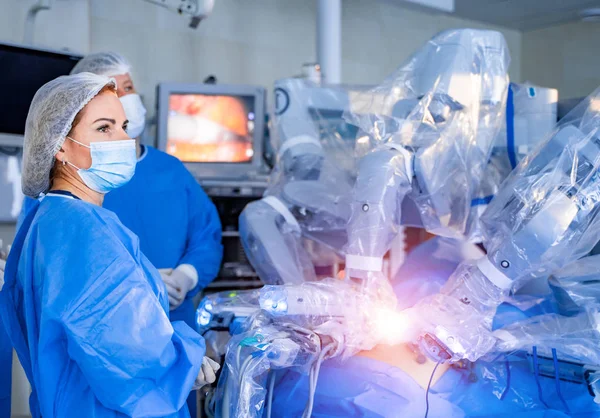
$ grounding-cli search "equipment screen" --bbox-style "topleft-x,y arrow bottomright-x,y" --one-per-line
0,44 -> 81,135
166,93 -> 256,163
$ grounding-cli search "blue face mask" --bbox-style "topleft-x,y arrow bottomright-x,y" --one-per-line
66,137 -> 137,194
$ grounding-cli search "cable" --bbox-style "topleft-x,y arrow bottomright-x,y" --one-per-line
222,367 -> 231,418
238,355 -> 255,387
424,360 -> 443,418
266,370 -> 276,418
499,360 -> 511,401
236,345 -> 243,371
303,342 -> 336,418
204,389 -> 216,418
532,346 -> 549,408
551,348 -> 570,413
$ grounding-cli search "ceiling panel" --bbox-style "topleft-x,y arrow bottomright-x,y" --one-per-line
454,0 -> 600,30
387,0 -> 600,31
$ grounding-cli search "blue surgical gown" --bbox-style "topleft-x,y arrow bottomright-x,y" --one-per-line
103,146 -> 223,328
270,355 -> 600,417
0,321 -> 11,417
0,194 -> 205,417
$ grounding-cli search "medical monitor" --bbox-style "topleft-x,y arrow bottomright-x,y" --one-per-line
157,83 -> 266,180
0,42 -> 82,144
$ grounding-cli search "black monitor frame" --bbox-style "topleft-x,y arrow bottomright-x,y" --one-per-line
0,41 -> 82,147
156,82 -> 266,180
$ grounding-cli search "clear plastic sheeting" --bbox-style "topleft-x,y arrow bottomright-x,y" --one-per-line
481,106 -> 600,283
342,29 -> 510,281
493,308 -> 600,366
412,86 -> 600,364
215,314 -> 322,418
196,289 -> 261,335
493,82 -> 558,177
259,278 -> 414,357
549,254 -> 600,315
267,79 -> 356,249
239,199 -> 316,285
270,78 -> 357,190
239,79 -> 358,285
208,279 -> 419,416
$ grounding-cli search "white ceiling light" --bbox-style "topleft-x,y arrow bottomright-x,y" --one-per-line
403,0 -> 455,13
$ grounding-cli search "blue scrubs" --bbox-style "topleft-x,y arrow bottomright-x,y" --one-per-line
103,146 -> 223,328
0,322 -> 11,417
0,193 -> 205,417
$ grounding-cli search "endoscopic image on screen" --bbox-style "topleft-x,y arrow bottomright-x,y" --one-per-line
166,94 -> 255,163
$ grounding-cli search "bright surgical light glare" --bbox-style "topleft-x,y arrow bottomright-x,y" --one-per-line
204,302 -> 213,312
372,308 -> 415,346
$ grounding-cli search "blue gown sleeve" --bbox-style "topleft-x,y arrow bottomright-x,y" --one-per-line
16,196 -> 37,231
178,170 -> 223,297
53,241 -> 205,416
0,321 -> 11,418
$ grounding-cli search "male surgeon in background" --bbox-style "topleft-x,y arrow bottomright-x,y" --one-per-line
19,52 -> 223,416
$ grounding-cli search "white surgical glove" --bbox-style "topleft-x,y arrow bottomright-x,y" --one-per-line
0,258 -> 5,290
160,264 -> 198,310
192,356 -> 220,390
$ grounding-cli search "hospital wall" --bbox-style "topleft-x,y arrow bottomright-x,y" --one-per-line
0,0 -> 91,247
521,21 -> 600,100
89,0 -> 522,115
0,0 -> 91,53
0,0 -> 524,122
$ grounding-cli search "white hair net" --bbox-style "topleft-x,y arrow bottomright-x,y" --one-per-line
70,51 -> 131,77
22,72 -> 117,197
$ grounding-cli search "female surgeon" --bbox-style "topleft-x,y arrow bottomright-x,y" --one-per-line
69,53 -> 224,417
70,52 -> 223,330
0,72 -> 219,417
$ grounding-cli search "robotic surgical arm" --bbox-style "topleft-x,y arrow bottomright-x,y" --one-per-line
239,79 -> 355,285
491,254 -> 600,369
412,89 -> 600,363
345,29 -> 509,282
207,29 -> 516,417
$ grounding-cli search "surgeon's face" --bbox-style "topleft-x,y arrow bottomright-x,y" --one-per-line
113,73 -> 137,98
58,89 -> 129,171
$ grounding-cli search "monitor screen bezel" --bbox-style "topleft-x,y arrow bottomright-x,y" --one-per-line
0,41 -> 83,146
157,82 -> 266,180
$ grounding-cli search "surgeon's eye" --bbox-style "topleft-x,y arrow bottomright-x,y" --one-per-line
124,84 -> 133,93
123,122 -> 129,133
97,124 -> 110,133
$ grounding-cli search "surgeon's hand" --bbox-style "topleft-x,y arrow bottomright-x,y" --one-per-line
160,264 -> 198,310
192,356 -> 220,390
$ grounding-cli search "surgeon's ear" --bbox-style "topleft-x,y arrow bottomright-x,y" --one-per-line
54,147 -> 66,164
